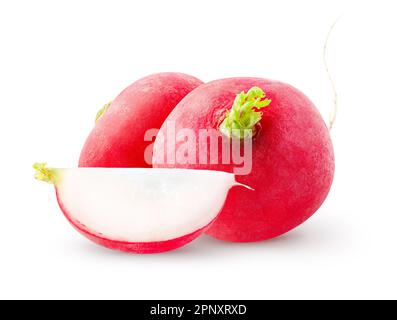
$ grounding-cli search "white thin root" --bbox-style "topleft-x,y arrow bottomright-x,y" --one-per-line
323,17 -> 341,130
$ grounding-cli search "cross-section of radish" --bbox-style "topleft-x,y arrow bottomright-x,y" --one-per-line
34,163 -> 242,253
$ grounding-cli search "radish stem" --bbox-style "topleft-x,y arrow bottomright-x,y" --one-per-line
95,101 -> 112,123
219,86 -> 271,139
33,162 -> 59,184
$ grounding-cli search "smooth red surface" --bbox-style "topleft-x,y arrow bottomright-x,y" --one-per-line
56,187 -> 209,254
79,72 -> 203,168
153,78 -> 335,242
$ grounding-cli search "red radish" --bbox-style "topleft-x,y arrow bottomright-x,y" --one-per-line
33,163 -> 242,253
152,78 -> 335,242
79,72 -> 203,168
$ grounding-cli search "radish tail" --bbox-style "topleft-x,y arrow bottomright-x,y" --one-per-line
323,17 -> 342,130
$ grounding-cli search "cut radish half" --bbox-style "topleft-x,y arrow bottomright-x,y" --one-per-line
34,163 -> 243,253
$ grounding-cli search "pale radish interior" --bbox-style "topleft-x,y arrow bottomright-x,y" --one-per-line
56,168 -> 237,242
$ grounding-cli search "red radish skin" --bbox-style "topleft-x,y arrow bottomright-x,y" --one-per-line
56,187 -> 215,254
79,72 -> 203,168
58,191 -> 206,253
153,78 -> 335,242
32,164 -> 238,254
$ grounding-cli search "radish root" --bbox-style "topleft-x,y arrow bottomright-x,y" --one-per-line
323,17 -> 341,130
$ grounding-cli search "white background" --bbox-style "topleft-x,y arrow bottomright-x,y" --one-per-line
0,0 -> 396,299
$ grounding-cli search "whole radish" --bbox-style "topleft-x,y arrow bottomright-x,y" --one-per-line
152,78 -> 334,242
79,73 -> 203,168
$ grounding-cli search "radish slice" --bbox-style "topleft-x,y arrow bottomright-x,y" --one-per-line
34,164 -> 241,253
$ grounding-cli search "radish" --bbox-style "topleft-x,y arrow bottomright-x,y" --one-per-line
33,163 -> 243,253
79,72 -> 203,168
152,78 -> 335,242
